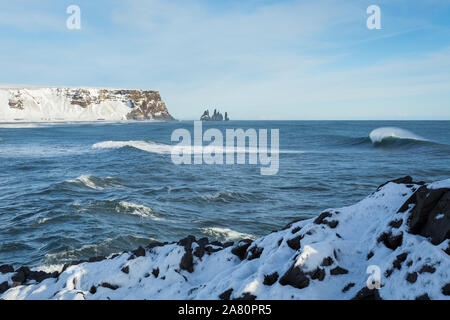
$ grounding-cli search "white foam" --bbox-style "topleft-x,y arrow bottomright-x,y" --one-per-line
67,175 -> 123,191
37,217 -> 52,225
93,140 -> 173,154
0,123 -> 50,128
369,127 -> 428,144
0,144 -> 87,157
200,191 -> 250,203
115,201 -> 163,221
200,227 -> 257,241
93,140 -> 303,155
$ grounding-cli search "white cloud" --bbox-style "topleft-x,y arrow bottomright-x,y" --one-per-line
0,0 -> 449,119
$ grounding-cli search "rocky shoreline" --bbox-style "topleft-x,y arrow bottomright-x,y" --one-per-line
1,176 -> 449,300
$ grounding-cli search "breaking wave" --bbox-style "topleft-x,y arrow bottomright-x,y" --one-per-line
93,140 -> 303,154
115,201 -> 164,221
44,235 -> 158,265
66,175 -> 124,191
200,227 -> 257,241
93,140 -> 173,154
369,127 -> 429,145
198,191 -> 256,203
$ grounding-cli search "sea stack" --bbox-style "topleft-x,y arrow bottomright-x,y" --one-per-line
200,109 -> 229,121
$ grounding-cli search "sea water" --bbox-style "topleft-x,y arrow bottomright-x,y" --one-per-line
0,120 -> 449,267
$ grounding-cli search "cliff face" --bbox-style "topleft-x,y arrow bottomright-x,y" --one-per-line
0,86 -> 174,122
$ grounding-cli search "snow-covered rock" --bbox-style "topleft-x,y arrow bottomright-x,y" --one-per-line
0,177 -> 449,300
0,86 -> 174,122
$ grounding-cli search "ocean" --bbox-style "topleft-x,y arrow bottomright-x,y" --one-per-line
0,120 -> 449,268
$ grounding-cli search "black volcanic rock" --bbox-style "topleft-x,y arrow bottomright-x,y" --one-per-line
314,212 -> 339,228
393,252 -> 408,270
234,292 -> 257,300
377,231 -> 403,250
309,267 -> 325,281
330,266 -> 348,276
88,256 -> 106,263
0,265 -> 14,274
342,283 -> 355,293
287,235 -> 303,251
321,256 -> 334,267
247,246 -> 263,260
263,272 -> 279,286
231,240 -> 253,260
314,212 -> 332,224
406,272 -> 418,283
442,283 -> 450,296
352,287 -> 381,300
415,293 -> 430,300
219,289 -> 233,300
402,186 -> 450,245
279,265 -> 310,289
419,265 -> 436,274
180,248 -> 194,273
132,246 -> 146,257
100,282 -> 119,290
0,281 -> 10,294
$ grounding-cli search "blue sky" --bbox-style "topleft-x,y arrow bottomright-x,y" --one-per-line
1,0 -> 450,120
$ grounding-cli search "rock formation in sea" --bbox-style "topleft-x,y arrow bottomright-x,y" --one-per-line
0,176 -> 448,300
200,109 -> 229,121
0,86 -> 174,122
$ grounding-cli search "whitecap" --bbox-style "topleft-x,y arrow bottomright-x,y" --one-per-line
115,201 -> 164,221
67,175 -> 123,191
200,227 -> 257,241
93,140 -> 303,155
369,127 -> 428,144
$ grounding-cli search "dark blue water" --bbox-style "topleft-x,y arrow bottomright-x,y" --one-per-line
0,121 -> 449,267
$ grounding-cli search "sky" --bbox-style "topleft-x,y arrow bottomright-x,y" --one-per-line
0,0 -> 450,120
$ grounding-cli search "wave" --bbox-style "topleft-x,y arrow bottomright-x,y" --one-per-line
93,140 -> 304,155
200,227 -> 257,241
199,191 -> 255,203
369,127 -> 429,145
93,140 -> 173,154
44,235 -> 158,265
66,175 -> 124,191
70,199 -> 165,221
115,201 -> 164,221
0,123 -> 51,129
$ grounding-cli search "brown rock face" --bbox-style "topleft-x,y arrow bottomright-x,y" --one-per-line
68,89 -> 174,120
8,94 -> 24,109
124,90 -> 174,121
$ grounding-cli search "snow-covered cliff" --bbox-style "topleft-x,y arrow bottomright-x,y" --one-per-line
0,86 -> 174,122
0,177 -> 449,300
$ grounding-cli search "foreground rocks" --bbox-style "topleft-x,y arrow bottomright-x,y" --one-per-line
0,177 -> 449,300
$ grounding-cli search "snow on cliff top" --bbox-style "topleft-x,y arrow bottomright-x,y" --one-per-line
0,178 -> 449,300
0,84 -> 155,91
0,85 -> 172,122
